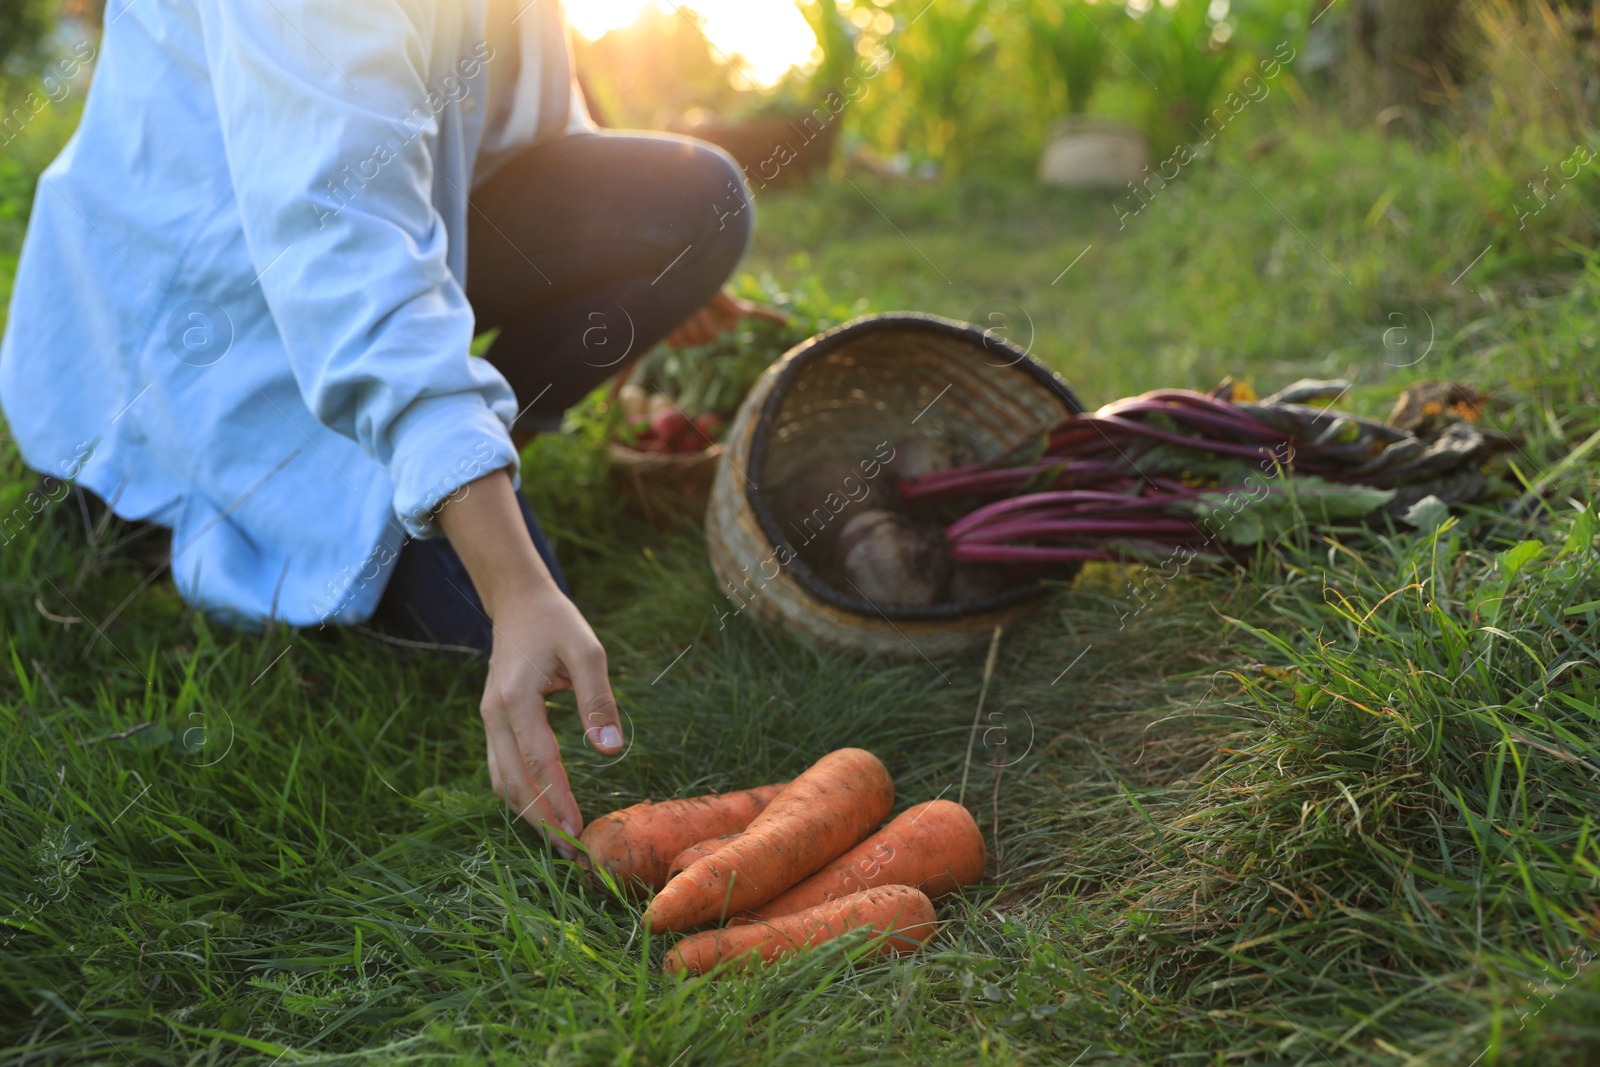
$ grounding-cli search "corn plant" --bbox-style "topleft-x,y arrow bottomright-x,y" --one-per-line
1125,0 -> 1238,153
895,0 -> 994,164
797,0 -> 860,99
1022,0 -> 1122,116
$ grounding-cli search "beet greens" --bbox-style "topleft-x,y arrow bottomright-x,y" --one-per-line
899,382 -> 1495,567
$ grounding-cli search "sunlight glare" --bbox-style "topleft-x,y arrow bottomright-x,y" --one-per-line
566,0 -> 652,41
567,0 -> 819,87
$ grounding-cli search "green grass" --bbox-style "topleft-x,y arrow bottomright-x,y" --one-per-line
4,88 -> 1600,1064
0,92 -> 79,323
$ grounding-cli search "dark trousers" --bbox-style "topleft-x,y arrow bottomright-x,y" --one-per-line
369,130 -> 754,651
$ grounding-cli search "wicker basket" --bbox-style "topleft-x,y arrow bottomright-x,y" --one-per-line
610,442 -> 724,527
705,313 -> 1085,656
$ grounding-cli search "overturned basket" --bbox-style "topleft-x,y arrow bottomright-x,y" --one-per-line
705,313 -> 1085,656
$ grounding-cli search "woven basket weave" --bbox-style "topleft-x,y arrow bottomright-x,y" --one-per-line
705,313 -> 1085,656
609,442 -> 723,527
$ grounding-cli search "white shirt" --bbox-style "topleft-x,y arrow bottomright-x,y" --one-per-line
1,0 -> 587,627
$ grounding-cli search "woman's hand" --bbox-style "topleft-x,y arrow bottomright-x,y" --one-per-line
436,469 -> 622,857
478,584 -> 618,856
665,288 -> 788,349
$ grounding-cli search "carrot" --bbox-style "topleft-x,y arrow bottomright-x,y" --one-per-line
578,783 -> 788,894
643,748 -> 895,932
733,799 -> 985,923
667,834 -> 740,884
665,884 -> 937,976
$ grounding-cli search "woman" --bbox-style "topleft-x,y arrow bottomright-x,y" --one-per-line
0,0 -> 768,852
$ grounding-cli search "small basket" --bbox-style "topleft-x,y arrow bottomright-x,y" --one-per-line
705,313 -> 1085,656
610,442 -> 724,527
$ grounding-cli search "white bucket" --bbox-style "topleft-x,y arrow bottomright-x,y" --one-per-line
1037,119 -> 1150,189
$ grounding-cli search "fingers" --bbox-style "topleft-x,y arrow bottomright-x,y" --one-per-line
740,299 -> 790,325
481,711 -> 535,811
482,695 -> 580,858
568,640 -> 624,756
504,700 -> 582,849
475,597 -> 620,857
486,732 -> 504,797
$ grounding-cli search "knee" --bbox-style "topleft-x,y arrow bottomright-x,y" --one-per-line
682,139 -> 754,258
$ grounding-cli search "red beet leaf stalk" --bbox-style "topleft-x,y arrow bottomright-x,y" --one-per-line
905,387 -> 1418,568
941,484 -> 1222,565
899,389 -> 1343,505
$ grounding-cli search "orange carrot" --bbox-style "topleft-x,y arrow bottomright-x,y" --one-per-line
734,799 -> 985,923
643,748 -> 895,932
579,783 -> 788,894
667,834 -> 740,884
665,884 -> 937,976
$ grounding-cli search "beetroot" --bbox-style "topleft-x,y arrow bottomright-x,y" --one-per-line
838,509 -> 951,607
674,425 -> 707,453
651,407 -> 692,444
694,412 -> 726,442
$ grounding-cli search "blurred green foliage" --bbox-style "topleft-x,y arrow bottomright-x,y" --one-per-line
521,273 -> 868,528
796,0 -> 861,103
622,273 -> 853,421
0,54 -> 79,332
893,0 -> 994,167
1022,0 -> 1118,116
579,0 -> 1301,160
1450,0 -> 1600,266
0,0 -> 57,83
571,0 -> 1598,273
1125,0 -> 1242,154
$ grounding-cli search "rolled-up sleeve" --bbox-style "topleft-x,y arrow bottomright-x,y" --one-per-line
197,0 -> 518,538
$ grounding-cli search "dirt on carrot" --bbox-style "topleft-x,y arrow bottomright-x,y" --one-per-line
732,799 -> 985,923
643,748 -> 894,932
578,783 -> 787,894
667,834 -> 740,883
665,884 -> 937,976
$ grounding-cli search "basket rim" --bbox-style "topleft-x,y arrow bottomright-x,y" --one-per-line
609,440 -> 724,466
744,312 -> 1087,623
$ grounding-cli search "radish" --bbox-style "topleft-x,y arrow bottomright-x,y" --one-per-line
694,412 -> 726,442
651,407 -> 691,445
